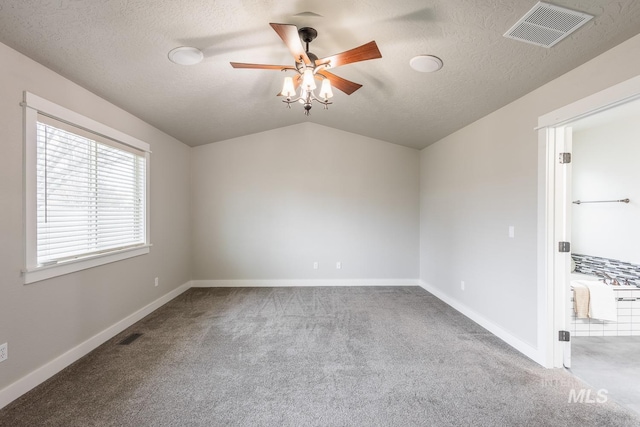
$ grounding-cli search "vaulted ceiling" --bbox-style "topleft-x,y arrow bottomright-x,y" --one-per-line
1,1 -> 640,149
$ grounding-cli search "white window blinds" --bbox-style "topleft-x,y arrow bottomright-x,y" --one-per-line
36,115 -> 147,265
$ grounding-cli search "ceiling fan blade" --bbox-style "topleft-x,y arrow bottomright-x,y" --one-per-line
316,71 -> 362,95
270,23 -> 312,66
316,41 -> 382,68
230,62 -> 295,71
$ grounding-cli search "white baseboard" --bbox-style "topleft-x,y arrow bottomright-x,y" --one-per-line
418,280 -> 544,366
0,281 -> 192,410
192,279 -> 420,287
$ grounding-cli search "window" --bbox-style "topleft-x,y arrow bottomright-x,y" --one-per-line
23,92 -> 150,283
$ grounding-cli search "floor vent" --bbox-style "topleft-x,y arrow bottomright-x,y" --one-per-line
118,333 -> 143,345
504,2 -> 593,48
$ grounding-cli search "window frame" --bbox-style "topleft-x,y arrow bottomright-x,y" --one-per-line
22,91 -> 151,284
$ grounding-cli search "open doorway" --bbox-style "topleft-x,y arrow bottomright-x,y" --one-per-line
538,77 -> 640,414
565,99 -> 640,414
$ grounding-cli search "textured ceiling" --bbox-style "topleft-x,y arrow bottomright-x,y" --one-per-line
1,1 -> 640,149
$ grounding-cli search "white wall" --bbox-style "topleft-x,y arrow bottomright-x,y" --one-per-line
572,109 -> 640,264
0,42 -> 191,397
419,33 -> 640,353
190,123 -> 420,283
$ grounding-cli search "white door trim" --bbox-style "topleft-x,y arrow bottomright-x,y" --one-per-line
555,127 -> 573,369
538,75 -> 640,129
537,74 -> 640,368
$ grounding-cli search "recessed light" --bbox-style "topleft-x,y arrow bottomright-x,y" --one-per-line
293,11 -> 324,17
168,46 -> 203,65
410,55 -> 443,73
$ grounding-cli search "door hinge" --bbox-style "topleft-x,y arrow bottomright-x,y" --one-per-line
559,330 -> 570,342
558,241 -> 571,253
559,153 -> 572,164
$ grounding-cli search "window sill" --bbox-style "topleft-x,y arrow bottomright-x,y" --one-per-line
23,245 -> 151,284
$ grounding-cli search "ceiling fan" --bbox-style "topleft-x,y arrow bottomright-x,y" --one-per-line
230,23 -> 382,114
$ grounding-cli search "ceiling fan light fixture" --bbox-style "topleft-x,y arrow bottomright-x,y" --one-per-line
168,46 -> 203,65
302,69 -> 317,90
281,77 -> 296,97
320,79 -> 334,99
410,55 -> 443,73
231,23 -> 381,115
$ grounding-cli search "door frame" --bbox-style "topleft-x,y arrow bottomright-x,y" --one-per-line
537,75 -> 640,368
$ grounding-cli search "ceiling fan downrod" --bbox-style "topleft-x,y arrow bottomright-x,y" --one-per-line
298,27 -> 317,54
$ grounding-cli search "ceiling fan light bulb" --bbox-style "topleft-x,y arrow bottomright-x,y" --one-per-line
302,69 -> 317,90
320,79 -> 333,99
282,77 -> 296,97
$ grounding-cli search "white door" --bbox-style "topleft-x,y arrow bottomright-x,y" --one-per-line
553,126 -> 573,368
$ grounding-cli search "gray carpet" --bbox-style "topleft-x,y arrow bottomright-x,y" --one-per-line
1,286 -> 639,426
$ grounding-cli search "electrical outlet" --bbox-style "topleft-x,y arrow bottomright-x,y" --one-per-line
154,277 -> 159,287
313,262 -> 319,270
336,262 -> 342,269
461,281 -> 465,291
0,343 -> 7,362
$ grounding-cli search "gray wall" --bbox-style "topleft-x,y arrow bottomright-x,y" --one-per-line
0,42 -> 192,391
419,33 -> 640,347
190,123 -> 420,281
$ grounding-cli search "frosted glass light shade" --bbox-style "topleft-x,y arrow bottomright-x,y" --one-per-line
319,79 -> 333,99
302,69 -> 317,90
281,77 -> 296,97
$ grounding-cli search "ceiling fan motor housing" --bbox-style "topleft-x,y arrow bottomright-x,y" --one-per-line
296,52 -> 318,70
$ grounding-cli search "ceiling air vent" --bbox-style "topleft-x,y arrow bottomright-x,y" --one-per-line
504,2 -> 593,48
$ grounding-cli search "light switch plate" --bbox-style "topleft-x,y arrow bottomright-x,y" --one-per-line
0,343 -> 7,362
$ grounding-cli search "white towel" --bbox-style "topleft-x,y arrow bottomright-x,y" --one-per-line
572,282 -> 590,318
581,280 -> 617,322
